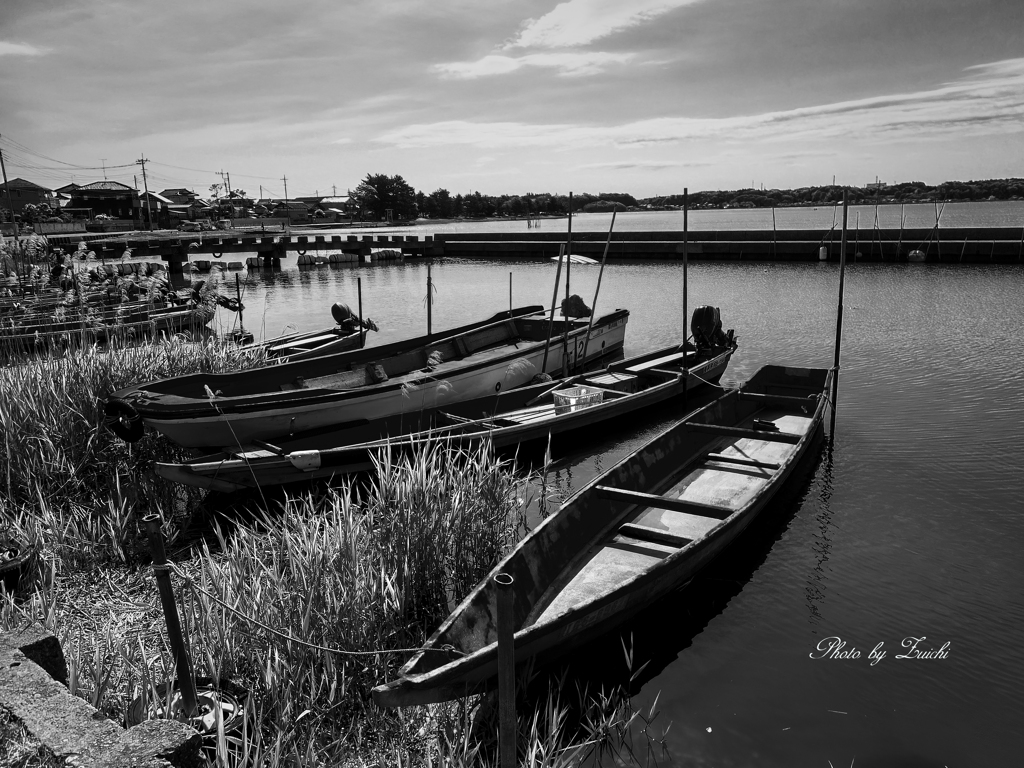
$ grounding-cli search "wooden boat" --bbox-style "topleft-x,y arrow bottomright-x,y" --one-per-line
242,303 -> 377,362
550,254 -> 598,265
0,301 -> 216,355
152,311 -> 737,491
371,364 -> 831,707
104,305 -> 629,449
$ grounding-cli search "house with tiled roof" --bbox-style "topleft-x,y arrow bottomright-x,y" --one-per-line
69,181 -> 140,220
0,178 -> 55,214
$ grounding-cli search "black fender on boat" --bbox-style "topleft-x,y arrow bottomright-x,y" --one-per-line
104,398 -> 145,443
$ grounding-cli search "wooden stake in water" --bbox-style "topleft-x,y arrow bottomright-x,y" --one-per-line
681,188 -> 689,364
565,192 -> 573,301
896,203 -> 905,260
426,262 -> 433,336
541,244 -> 565,374
357,277 -> 364,347
494,572 -> 516,768
830,190 -> 849,443
143,514 -> 198,719
579,210 -> 617,371
235,273 -> 244,338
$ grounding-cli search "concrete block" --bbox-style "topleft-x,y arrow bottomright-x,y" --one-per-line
0,629 -> 202,768
2,624 -> 67,685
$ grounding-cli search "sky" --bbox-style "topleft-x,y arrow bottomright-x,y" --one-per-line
1,0 -> 1023,199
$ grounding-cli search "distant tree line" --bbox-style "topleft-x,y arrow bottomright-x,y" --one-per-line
348,174 -> 639,221
650,179 -> 1024,210
347,173 -> 1024,221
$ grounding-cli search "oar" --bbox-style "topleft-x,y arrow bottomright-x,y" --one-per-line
541,243 -> 566,373
577,209 -> 617,371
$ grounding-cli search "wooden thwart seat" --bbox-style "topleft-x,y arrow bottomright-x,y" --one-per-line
738,391 -> 820,406
705,453 -> 781,470
618,522 -> 692,548
684,422 -> 803,444
624,350 -> 693,374
596,485 -> 733,520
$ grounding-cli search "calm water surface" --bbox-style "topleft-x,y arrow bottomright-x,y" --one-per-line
197,248 -> 1023,766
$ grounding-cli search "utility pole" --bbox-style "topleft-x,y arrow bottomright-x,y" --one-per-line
282,175 -> 289,228
0,140 -> 23,273
218,170 -> 232,198
137,156 -> 153,231
332,184 -> 336,196
101,159 -> 107,180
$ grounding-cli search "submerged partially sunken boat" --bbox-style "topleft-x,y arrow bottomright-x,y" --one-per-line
372,364 -> 831,707
104,305 -> 629,449
153,307 -> 737,491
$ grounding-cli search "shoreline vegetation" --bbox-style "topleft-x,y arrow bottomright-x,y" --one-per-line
0,338 -> 666,766
357,175 -> 1024,222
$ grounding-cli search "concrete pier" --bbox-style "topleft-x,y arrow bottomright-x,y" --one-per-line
46,231 -> 437,274
45,226 -> 1024,267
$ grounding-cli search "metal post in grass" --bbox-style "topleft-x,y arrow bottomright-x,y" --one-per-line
494,572 -> 516,768
143,514 -> 199,719
830,190 -> 849,444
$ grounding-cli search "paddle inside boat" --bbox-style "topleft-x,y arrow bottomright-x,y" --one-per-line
153,305 -> 736,492
104,305 -> 629,449
371,363 -> 831,707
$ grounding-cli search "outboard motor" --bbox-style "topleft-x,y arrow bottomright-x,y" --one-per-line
331,302 -> 359,333
691,305 -> 732,349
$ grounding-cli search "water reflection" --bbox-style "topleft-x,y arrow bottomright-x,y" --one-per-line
804,444 -> 837,626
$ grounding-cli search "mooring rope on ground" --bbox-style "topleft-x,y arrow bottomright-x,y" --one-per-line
167,562 -> 463,658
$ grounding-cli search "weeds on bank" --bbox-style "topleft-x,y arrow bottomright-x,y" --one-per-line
1,439 -> 667,766
0,336 -> 268,563
0,339 -> 670,765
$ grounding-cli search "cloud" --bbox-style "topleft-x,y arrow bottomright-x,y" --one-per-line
0,41 -> 46,56
577,160 -> 712,170
508,0 -> 705,49
435,51 -> 634,78
378,58 -> 1024,149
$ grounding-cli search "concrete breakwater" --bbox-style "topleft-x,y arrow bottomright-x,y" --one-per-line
438,227 -> 1024,263
45,226 -> 1024,271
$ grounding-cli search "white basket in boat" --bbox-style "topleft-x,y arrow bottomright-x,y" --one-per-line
553,385 -> 603,415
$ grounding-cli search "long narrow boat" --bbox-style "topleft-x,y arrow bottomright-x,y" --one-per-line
371,364 -> 831,707
104,305 -> 629,449
152,312 -> 737,491
0,301 -> 215,356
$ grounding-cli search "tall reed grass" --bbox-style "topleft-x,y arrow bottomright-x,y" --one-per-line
0,336 -> 268,563
0,339 -> 667,765
1,437 -> 665,765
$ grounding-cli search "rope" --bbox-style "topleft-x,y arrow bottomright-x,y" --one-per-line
686,368 -> 729,390
168,562 -> 463,658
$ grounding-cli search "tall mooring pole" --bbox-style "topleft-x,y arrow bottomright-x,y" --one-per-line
830,189 -> 849,443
